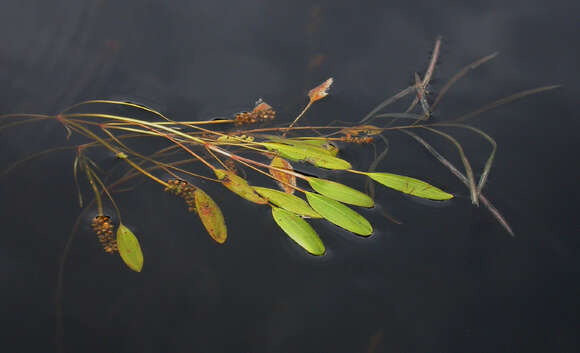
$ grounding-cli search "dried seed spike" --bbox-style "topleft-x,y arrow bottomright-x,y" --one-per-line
234,99 -> 276,125
252,99 -> 272,112
308,77 -> 333,103
91,215 -> 118,253
165,178 -> 197,212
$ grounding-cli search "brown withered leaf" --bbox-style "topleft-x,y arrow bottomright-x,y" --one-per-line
269,157 -> 296,194
308,78 -> 333,103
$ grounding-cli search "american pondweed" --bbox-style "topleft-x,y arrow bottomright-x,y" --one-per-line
1,38 -> 559,272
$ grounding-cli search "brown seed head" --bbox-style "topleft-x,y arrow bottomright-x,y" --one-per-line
92,215 -> 118,253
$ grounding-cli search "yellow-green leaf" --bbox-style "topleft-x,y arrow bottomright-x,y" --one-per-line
116,223 -> 144,272
298,139 -> 339,156
265,137 -> 338,156
271,207 -> 325,256
261,142 -> 351,170
254,186 -> 321,218
194,188 -> 227,244
305,192 -> 373,236
366,172 -> 454,200
307,177 -> 374,207
306,153 -> 351,170
214,169 -> 268,204
269,157 -> 296,194
262,142 -> 306,161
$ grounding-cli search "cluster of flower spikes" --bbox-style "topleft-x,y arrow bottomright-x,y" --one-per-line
234,100 -> 276,125
91,215 -> 118,253
165,179 -> 197,212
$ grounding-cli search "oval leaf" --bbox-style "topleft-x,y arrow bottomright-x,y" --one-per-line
262,142 -> 306,161
194,188 -> 227,244
306,153 -> 351,170
214,169 -> 268,204
265,136 -> 338,156
116,223 -> 144,272
296,139 -> 339,156
269,157 -> 296,194
262,142 -> 351,170
305,192 -> 373,236
254,186 -> 321,218
307,177 -> 374,207
271,207 -> 325,256
366,172 -> 454,200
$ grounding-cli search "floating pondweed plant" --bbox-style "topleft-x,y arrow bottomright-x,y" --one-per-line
1,39 -> 560,352
1,39 -> 559,266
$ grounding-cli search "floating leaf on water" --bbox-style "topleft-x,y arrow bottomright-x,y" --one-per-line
296,139 -> 339,156
305,152 -> 351,170
262,142 -> 305,161
262,142 -> 351,170
366,172 -> 453,200
265,136 -> 338,156
307,177 -> 374,207
116,223 -> 144,272
271,207 -> 325,256
305,192 -> 373,236
269,157 -> 296,194
308,77 -> 333,103
194,188 -> 227,244
254,186 -> 321,218
214,169 -> 268,204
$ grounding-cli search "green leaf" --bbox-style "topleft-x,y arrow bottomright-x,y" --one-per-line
307,177 -> 374,207
214,169 -> 268,204
262,142 -> 305,161
194,188 -> 227,244
295,139 -> 339,156
261,142 -> 351,170
253,186 -> 321,218
306,152 -> 351,170
271,207 -> 325,256
305,192 -> 373,236
116,223 -> 144,272
366,172 -> 454,200
265,136 -> 339,156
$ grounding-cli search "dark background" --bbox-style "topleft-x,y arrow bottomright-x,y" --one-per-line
1,0 -> 578,352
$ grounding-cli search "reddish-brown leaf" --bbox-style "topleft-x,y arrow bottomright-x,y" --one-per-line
269,157 -> 296,194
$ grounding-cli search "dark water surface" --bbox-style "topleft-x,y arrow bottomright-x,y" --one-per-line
1,0 -> 579,352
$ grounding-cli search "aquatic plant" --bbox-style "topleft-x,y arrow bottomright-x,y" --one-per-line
1,38 -> 558,271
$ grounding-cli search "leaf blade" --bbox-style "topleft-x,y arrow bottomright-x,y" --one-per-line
269,157 -> 296,194
194,188 -> 227,244
307,177 -> 374,207
366,172 -> 453,200
214,169 -> 268,204
116,223 -> 144,272
306,192 -> 373,236
262,142 -> 351,170
254,186 -> 321,218
271,207 -> 325,256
